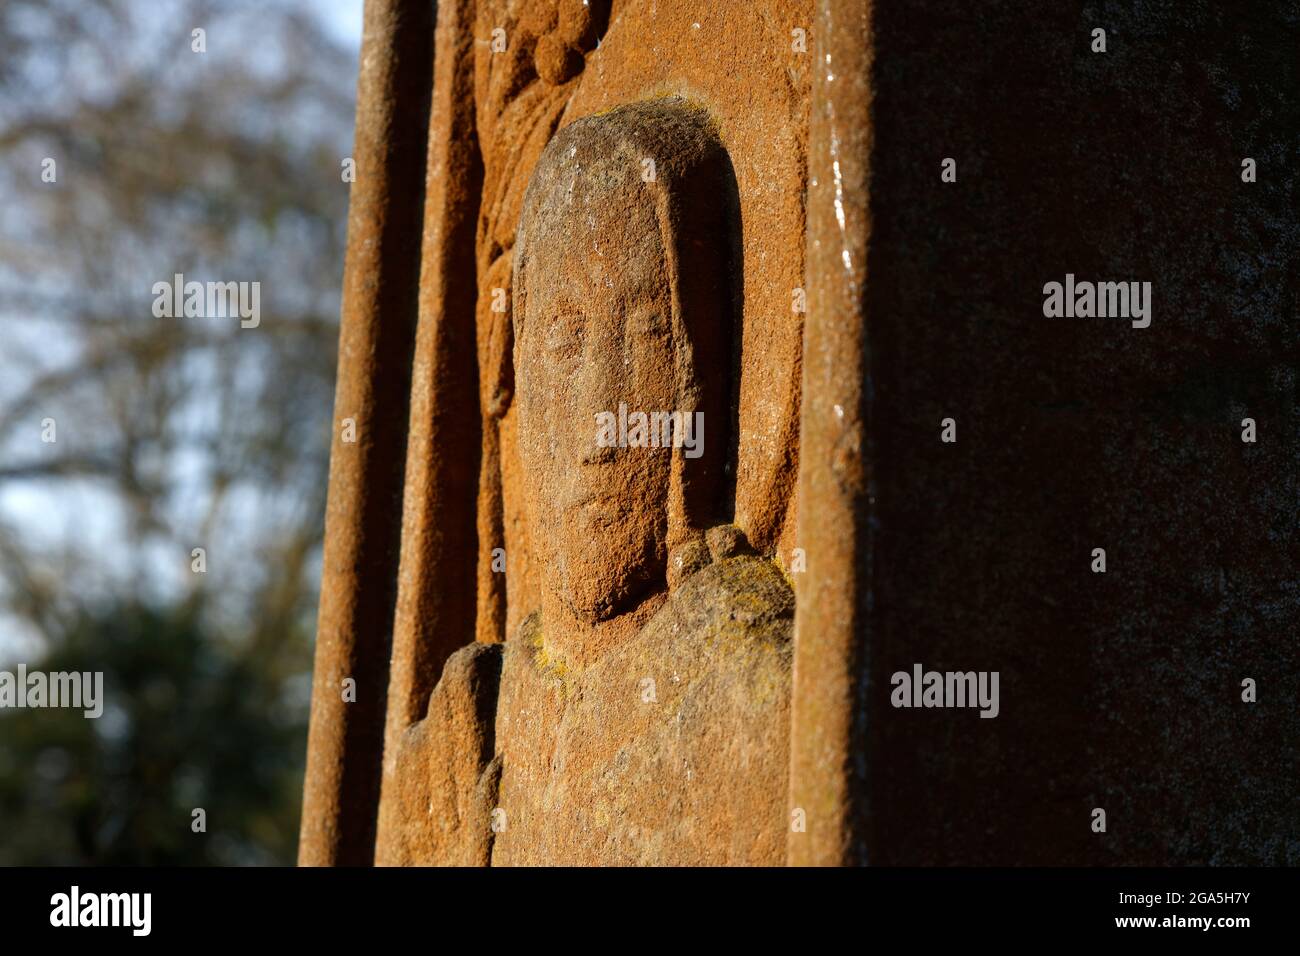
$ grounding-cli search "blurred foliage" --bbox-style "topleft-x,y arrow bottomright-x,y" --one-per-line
0,598 -> 309,865
0,0 -> 358,863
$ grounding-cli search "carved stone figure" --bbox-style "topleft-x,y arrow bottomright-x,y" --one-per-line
512,101 -> 736,667
376,102 -> 793,865
302,0 -> 863,869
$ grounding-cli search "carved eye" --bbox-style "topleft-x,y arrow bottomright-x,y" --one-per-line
627,309 -> 669,339
545,310 -> 585,355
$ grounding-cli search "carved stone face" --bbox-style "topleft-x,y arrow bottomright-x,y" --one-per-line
515,169 -> 675,622
514,102 -> 734,629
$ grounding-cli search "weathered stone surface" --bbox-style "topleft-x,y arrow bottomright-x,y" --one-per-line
511,100 -> 737,667
305,0 -> 1298,869
373,0 -> 485,860
471,0 -> 814,658
490,553 -> 793,865
370,91 -> 800,864
789,0 -> 872,867
375,642 -> 502,866
307,0 -> 849,870
299,0 -> 433,867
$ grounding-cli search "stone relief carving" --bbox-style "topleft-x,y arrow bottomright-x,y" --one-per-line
377,102 -> 792,864
303,0 -> 848,868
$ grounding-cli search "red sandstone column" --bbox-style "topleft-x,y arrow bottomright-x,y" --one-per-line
373,0 -> 484,859
299,0 -> 433,867
789,0 -> 875,866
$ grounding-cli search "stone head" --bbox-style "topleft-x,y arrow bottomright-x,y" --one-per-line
513,99 -> 736,624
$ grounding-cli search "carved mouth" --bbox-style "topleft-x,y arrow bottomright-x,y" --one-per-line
562,489 -> 602,509
566,493 -> 624,529
580,444 -> 618,466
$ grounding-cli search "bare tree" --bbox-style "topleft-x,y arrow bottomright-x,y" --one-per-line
0,0 -> 359,863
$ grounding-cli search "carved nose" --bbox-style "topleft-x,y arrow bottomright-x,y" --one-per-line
581,443 -> 617,465
575,339 -> 620,403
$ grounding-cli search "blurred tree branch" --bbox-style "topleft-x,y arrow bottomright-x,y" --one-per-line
0,0 -> 359,864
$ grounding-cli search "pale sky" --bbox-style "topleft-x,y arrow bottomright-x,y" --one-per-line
0,0 -> 368,664
320,1 -> 365,50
